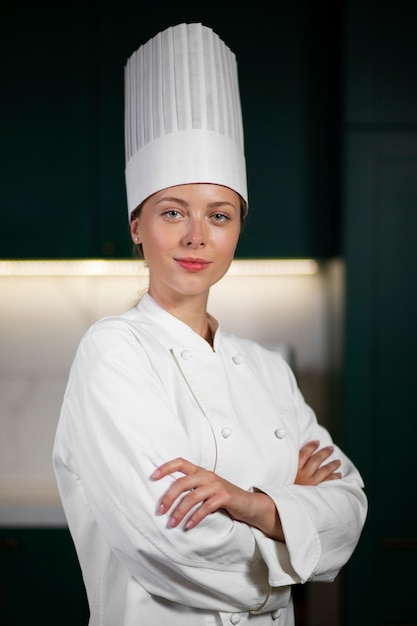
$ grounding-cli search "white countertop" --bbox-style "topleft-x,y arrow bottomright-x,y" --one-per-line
0,503 -> 67,527
0,484 -> 67,527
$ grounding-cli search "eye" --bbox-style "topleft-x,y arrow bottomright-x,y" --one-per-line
163,209 -> 182,219
211,212 -> 229,223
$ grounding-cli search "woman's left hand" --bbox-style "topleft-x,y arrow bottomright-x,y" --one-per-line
296,440 -> 342,485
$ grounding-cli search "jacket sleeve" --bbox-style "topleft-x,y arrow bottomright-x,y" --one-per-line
53,320 -> 290,615
250,356 -> 368,587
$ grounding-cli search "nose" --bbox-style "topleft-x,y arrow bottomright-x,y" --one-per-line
182,218 -> 206,247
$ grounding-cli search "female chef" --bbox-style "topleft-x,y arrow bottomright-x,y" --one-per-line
53,22 -> 367,626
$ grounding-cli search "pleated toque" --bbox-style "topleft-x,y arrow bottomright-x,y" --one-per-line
124,22 -> 247,218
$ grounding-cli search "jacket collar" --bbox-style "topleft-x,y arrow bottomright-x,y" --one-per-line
136,293 -> 220,352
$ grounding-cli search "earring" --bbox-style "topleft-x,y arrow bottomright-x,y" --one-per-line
134,237 -> 139,243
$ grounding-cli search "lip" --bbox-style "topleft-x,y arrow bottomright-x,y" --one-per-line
175,257 -> 212,272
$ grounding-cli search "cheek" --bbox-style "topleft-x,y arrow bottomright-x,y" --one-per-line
141,231 -> 177,268
215,229 -> 240,257
141,229 -> 169,253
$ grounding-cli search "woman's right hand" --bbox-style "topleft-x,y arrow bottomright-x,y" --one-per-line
295,440 -> 342,486
152,457 -> 285,540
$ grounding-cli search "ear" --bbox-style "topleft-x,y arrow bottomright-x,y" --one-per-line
130,218 -> 141,244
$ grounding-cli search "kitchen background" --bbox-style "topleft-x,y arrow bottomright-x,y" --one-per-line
1,1 -> 416,625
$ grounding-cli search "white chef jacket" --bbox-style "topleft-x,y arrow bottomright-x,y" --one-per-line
53,293 -> 367,626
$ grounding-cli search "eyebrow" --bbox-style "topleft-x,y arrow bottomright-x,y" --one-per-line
154,196 -> 187,206
154,197 -> 237,209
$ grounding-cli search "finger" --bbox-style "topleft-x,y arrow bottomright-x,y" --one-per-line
298,440 -> 320,469
151,457 -> 196,480
168,485 -> 216,528
167,491 -> 203,527
167,475 -> 235,528
312,460 -> 342,483
184,496 -> 224,530
322,472 -> 343,482
168,476 -> 228,528
157,472 -> 204,515
303,446 -> 335,474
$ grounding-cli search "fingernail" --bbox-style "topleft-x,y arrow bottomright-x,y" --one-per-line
158,503 -> 166,514
151,469 -> 161,479
168,516 -> 177,527
185,519 -> 194,530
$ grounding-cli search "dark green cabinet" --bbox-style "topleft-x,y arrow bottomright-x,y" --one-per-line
1,1 -> 341,259
0,528 -> 88,625
342,1 -> 417,624
1,2 -> 94,258
343,132 -> 417,626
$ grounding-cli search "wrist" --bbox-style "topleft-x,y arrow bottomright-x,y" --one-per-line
248,491 -> 285,542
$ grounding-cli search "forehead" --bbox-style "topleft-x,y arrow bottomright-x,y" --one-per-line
148,183 -> 240,205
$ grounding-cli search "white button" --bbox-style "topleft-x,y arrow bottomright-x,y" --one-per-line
221,427 -> 233,438
232,354 -> 243,364
274,427 -> 287,439
272,609 -> 281,620
230,614 -> 241,625
180,350 -> 192,360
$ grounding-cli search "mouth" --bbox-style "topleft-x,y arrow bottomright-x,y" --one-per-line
175,257 -> 211,272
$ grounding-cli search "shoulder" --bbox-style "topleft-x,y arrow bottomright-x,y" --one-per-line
81,307 -> 139,340
73,306 -> 154,363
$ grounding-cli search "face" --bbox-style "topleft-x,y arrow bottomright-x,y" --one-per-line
130,183 -> 241,305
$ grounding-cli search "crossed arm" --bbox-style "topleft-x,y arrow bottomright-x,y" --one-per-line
151,440 -> 342,541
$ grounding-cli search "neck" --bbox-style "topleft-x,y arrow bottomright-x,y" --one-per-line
148,288 -> 212,342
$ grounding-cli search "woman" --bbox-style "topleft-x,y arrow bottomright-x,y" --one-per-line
53,23 -> 367,626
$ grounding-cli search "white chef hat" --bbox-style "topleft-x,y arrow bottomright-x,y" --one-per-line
124,22 -> 247,219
